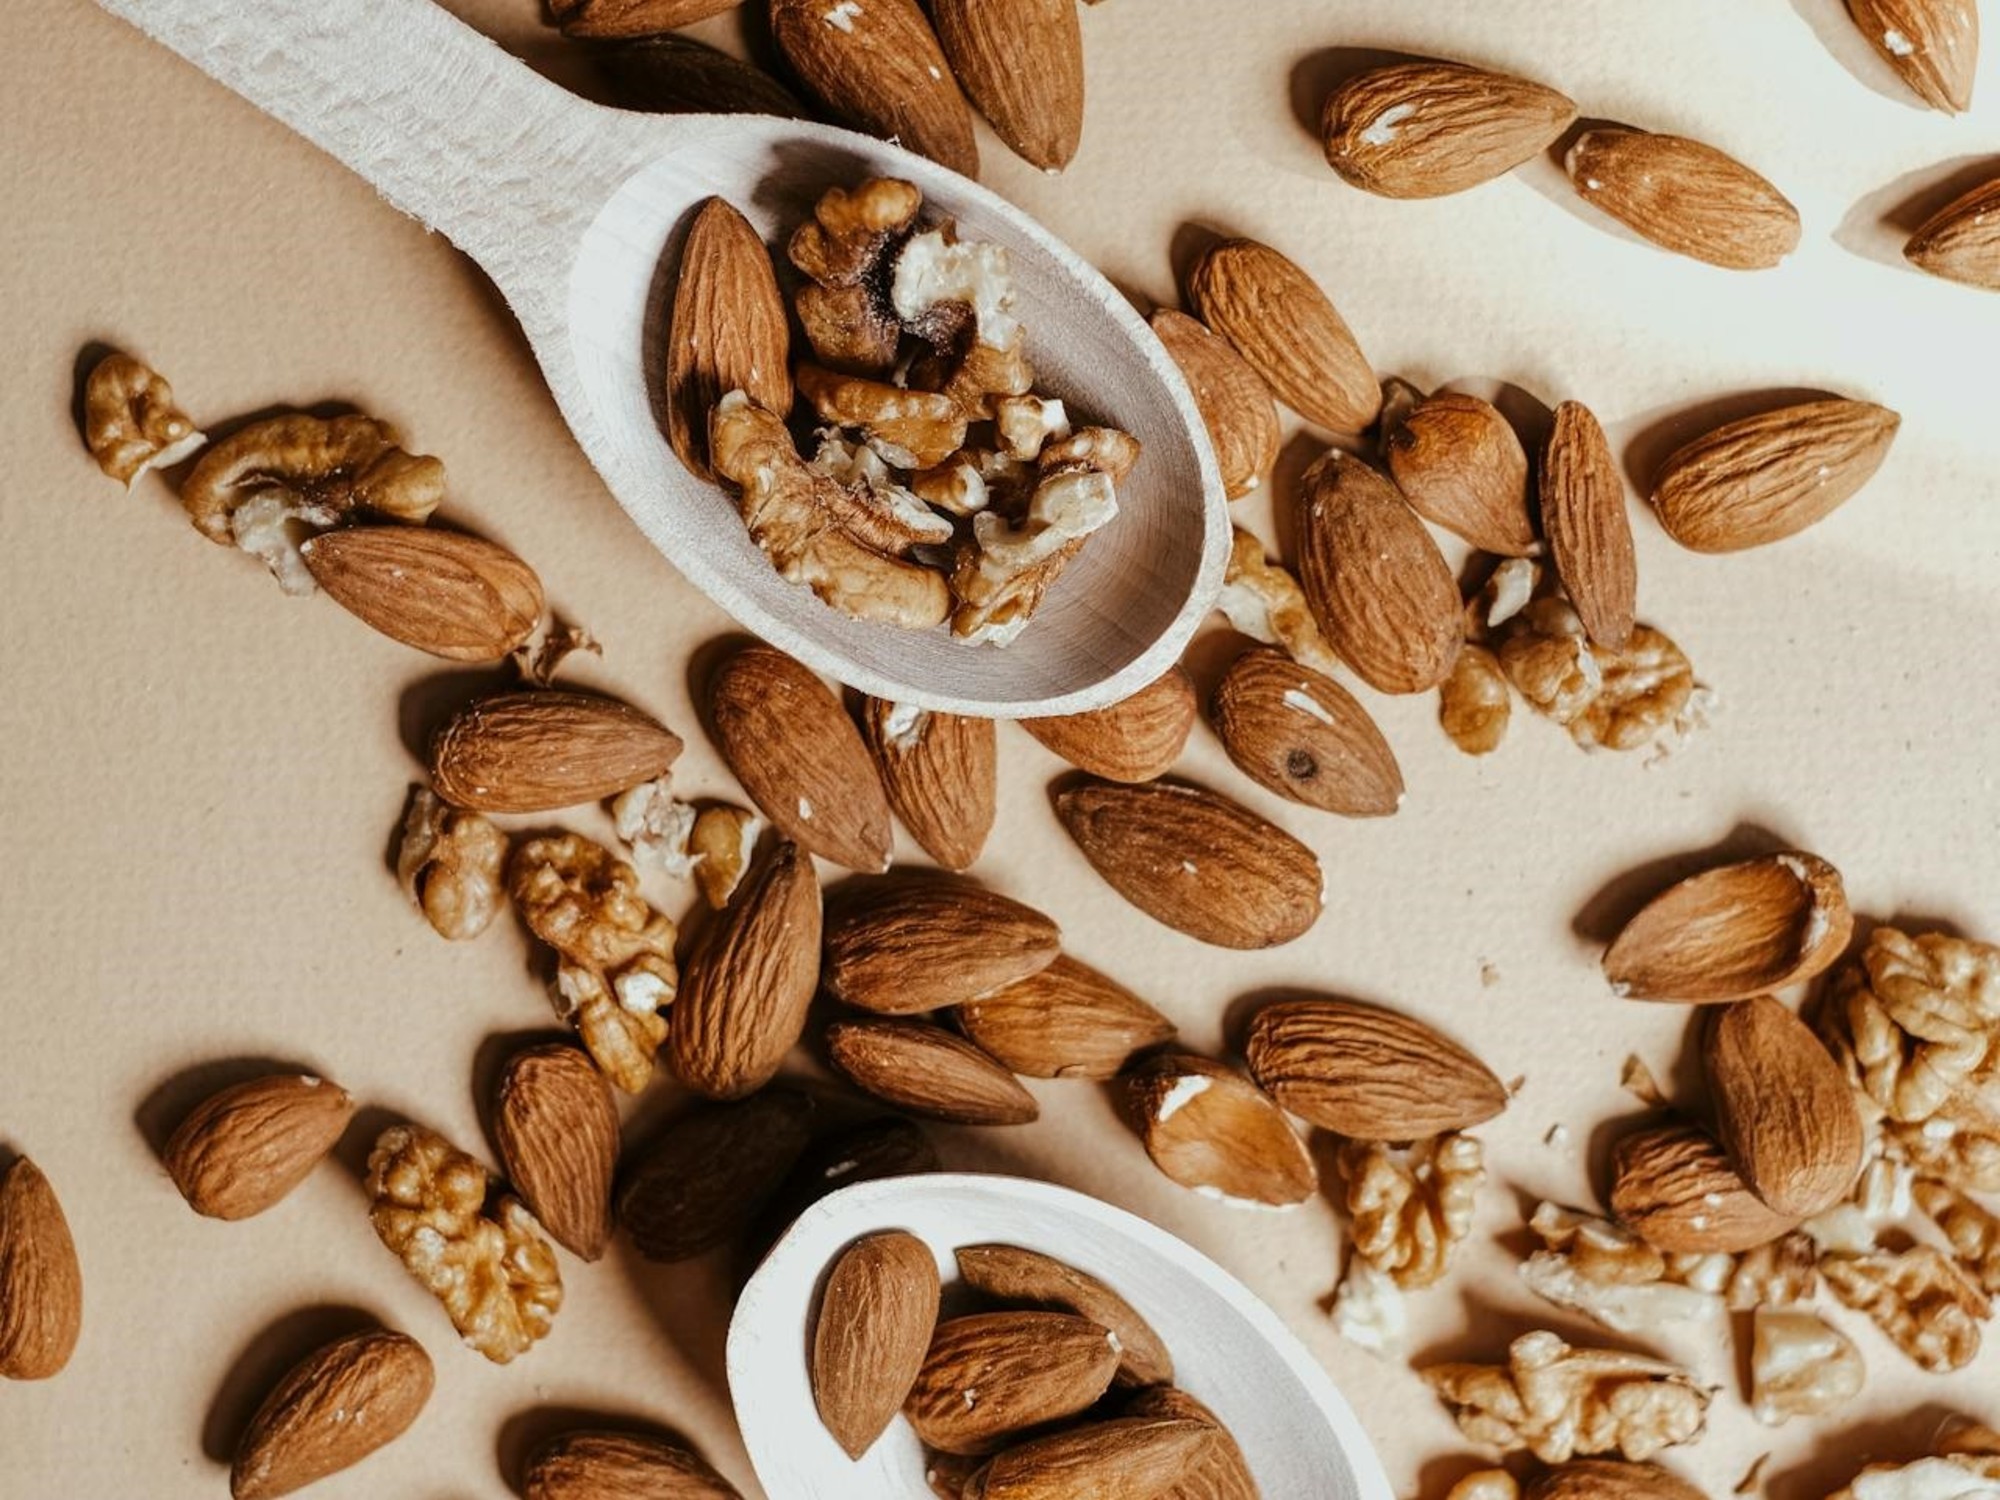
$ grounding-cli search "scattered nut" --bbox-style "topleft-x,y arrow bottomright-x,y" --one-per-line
1340,1133 -> 1484,1290
1821,1243 -> 1989,1372
395,787 -> 507,941
1439,644 -> 1511,755
688,804 -> 764,907
1331,1255 -> 1408,1356
610,776 -> 700,876
82,350 -> 204,487
1748,1306 -> 1864,1425
512,617 -> 601,686
1517,1201 -> 1728,1336
1446,1471 -> 1520,1500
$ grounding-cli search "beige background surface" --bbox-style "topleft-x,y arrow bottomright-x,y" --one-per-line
4,1 -> 1999,1496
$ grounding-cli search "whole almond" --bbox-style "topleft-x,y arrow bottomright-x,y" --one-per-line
598,34 -> 809,118
758,1117 -> 942,1239
1321,59 -> 1577,199
1055,779 -> 1323,949
956,1244 -> 1172,1387
1149,309 -> 1282,500
933,0 -> 1083,172
429,690 -> 682,814
1906,175 -> 2000,287
1847,0 -> 1978,113
559,0 -> 740,40
860,698 -> 996,872
1023,666 -> 1197,783
494,1043 -> 619,1261
617,1089 -> 816,1260
823,874 -> 1061,1014
1187,238 -> 1381,432
1384,391 -> 1537,555
1541,400 -> 1636,649
667,196 -> 792,479
1527,1462 -> 1707,1500
1244,997 -> 1507,1139
0,1157 -> 82,1381
1123,1053 -> 1317,1207
1610,1122 -> 1802,1253
525,1430 -> 741,1499
668,840 -> 824,1099
826,1018 -> 1039,1125
1210,646 -> 1404,816
230,1329 -> 433,1500
1602,852 -> 1852,1003
770,0 -> 978,176
955,953 -> 1175,1080
1295,449 -> 1462,693
1565,127 -> 1800,270
970,1417 -> 1218,1500
163,1074 -> 356,1221
301,527 -> 544,661
1704,997 -> 1865,1218
906,1311 -> 1121,1454
1650,398 -> 1900,551
813,1230 -> 941,1459
710,644 -> 892,872
1120,1388 -> 1257,1500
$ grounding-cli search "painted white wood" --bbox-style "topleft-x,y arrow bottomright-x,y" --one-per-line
728,1173 -> 1395,1500
90,0 -> 1228,717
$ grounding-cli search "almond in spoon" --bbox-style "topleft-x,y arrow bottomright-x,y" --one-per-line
1704,996 -> 1865,1218
1321,59 -> 1577,199
969,1416 -> 1218,1500
1541,400 -> 1636,650
1120,1388 -> 1258,1500
666,196 -> 792,479
1022,666 -> 1197,783
1564,127 -> 1800,270
813,1230 -> 941,1459
907,1311 -> 1121,1454
1209,645 -> 1403,816
955,1244 -> 1173,1387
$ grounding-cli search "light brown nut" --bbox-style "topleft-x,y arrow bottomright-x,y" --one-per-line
955,1244 -> 1172,1387
493,1043 -> 617,1262
1022,667 -> 1197,783
805,429 -> 960,552
1749,1307 -> 1864,1425
609,776 -> 700,877
1215,526 -> 1343,677
1498,597 -> 1601,726
1321,60 -> 1578,199
797,363 -> 969,470
1906,173 -> 2000,288
431,690 -> 682,814
1703,996 -> 1865,1217
933,0 -> 1082,172
1914,1178 -> 2000,1293
1610,1122 -> 1802,1253
1541,400 -> 1636,650
302,525 -> 544,661
906,1311 -> 1120,1455
1440,644 -> 1512,755
1847,0 -> 1978,112
1564,128 -> 1801,270
769,0 -> 978,176
859,700 -> 996,872
1524,1462 -> 1707,1500
523,1430 -> 741,1500
993,394 -> 1071,462
757,1118 -> 942,1240
1448,1472 -> 1521,1500
826,1018 -> 1039,1125
665,197 -> 790,479
822,874 -> 1060,1014
949,458 -> 1124,647
927,1450 -> 983,1499
618,1089 -> 816,1262
596,33 -> 808,118
162,1074 -> 355,1221
1518,1203 -> 1727,1337
814,1231 -> 941,1460
1054,779 -> 1323,950
1341,1133 -> 1484,1289
681,806 -> 758,909
551,961 -> 669,1098
511,617 -> 601,687
955,953 -> 1175,1080
230,1329 -> 433,1500
82,350 -> 203,487
558,0 -> 738,39
1384,391 -> 1537,554
1727,1231 -> 1821,1310
1118,1388 -> 1256,1500
395,787 -> 507,940
911,338 -> 1038,423
1570,624 -> 1698,753
1187,238 -> 1381,432
969,1418 -> 1217,1500
1295,449 -> 1462,693
1210,646 -> 1403,816
790,177 -> 924,288
1244,997 -> 1507,1140
797,281 -> 903,378
1149,309 -> 1281,499
1123,1053 -> 1317,1208
1822,1243 -> 1989,1371
1827,1450 -> 2000,1500
0,1157 -> 83,1381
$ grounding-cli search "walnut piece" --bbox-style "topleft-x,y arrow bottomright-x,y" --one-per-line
1726,1232 -> 1821,1310
1518,1202 -> 1727,1336
1500,598 -> 1603,726
395,787 -> 507,940
610,777 -> 700,876
82,350 -> 205,488
1446,1473 -> 1521,1500
908,445 -> 1028,518
553,960 -> 666,1098
1340,1134 -> 1483,1290
1828,1427 -> 2000,1500
1749,1308 -> 1864,1425
1913,1179 -> 2000,1294
949,451 -> 1123,647
1215,527 -> 1343,678
796,364 -> 968,470
689,805 -> 763,908
788,177 -> 921,375
1571,624 -> 1694,752
1440,644 -> 1511,755
1499,599 -> 1704,754
512,617 -> 600,686
1478,557 -> 1537,633
364,1124 -> 561,1363
806,431 -> 957,548
892,226 -> 1020,352
1821,1243 -> 1990,1372
1330,1253 -> 1407,1355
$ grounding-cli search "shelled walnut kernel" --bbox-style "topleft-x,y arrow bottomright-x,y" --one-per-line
395,788 -> 507,941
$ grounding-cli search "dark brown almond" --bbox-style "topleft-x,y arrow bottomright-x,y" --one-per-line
1541,400 -> 1637,649
0,1157 -> 82,1381
301,527 -> 544,661
429,690 -> 682,813
597,34 -> 809,118
617,1089 -> 816,1261
906,1311 -> 1121,1455
813,1230 -> 941,1459
1847,0 -> 1978,113
933,0 -> 1083,172
971,1417 -> 1218,1500
823,874 -> 1061,1014
1704,997 -> 1866,1218
1565,127 -> 1800,270
757,1117 -> 942,1243
860,699 -> 996,872
955,954 -> 1175,1080
1120,1388 -> 1258,1500
1023,667 -> 1197,783
1149,309 -> 1282,500
955,1244 -> 1172,1386
1123,1053 -> 1317,1207
770,0 -> 978,176
231,1330 -> 433,1500
1321,59 -> 1578,198
494,1043 -> 619,1261
1210,646 -> 1404,816
524,1430 -> 741,1499
826,1019 -> 1039,1125
560,0 -> 740,40
1384,391 -> 1537,554
1610,1122 -> 1802,1253
163,1074 -> 356,1221
1907,175 -> 2000,287
666,197 -> 792,479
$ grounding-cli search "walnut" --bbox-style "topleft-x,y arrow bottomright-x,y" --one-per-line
906,330 -> 1036,420
1478,557 -> 1538,633
1422,1329 -> 1710,1463
553,959 -> 667,1097
1518,1202 -> 1726,1335
1446,1473 -> 1521,1500
1749,1308 -> 1864,1425
908,446 -> 1031,518
788,177 -> 922,375
1821,927 -> 2000,1125
395,787 -> 507,940
1913,1179 -> 2000,1294
1828,1431 -> 2000,1500
948,450 -> 1125,647
688,805 -> 763,907
364,1124 -> 561,1363
610,777 -> 700,876
1440,644 -> 1511,755
994,394 -> 1070,461
512,617 -> 600,686
1215,526 -> 1343,678
1726,1232 -> 1821,1310
1821,1244 -> 1990,1372
891,226 -> 1020,353
1330,1253 -> 1407,1355
1499,600 -> 1705,754
796,364 -> 968,470
179,413 -> 443,594
1499,598 -> 1603,726
1040,427 -> 1142,482
806,431 -> 956,549
1570,624 -> 1694,752
1890,1105 -> 2000,1194
82,351 -> 205,487
1340,1134 -> 1483,1290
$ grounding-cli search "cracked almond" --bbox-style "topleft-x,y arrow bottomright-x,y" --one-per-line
231,1330 -> 433,1500
163,1074 -> 355,1221
813,1230 -> 940,1459
1541,400 -> 1636,650
1704,996 -> 1865,1218
1149,309 -> 1281,499
666,196 -> 791,479
1847,0 -> 1978,112
1384,391 -> 1537,555
301,526 -> 545,661
429,690 -> 682,814
1565,127 -> 1800,270
1321,59 -> 1577,199
1210,645 -> 1403,816
1610,1122 -> 1801,1253
955,953 -> 1175,1080
1023,666 -> 1196,783
907,1311 -> 1120,1455
822,874 -> 1061,1014
859,699 -> 996,872
826,1018 -> 1039,1125
1123,1053 -> 1317,1207
0,1158 -> 82,1381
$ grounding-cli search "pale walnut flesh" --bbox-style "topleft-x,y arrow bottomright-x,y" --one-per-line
1913,1179 -> 2000,1294
553,959 -> 668,1096
1446,1473 -> 1521,1500
1571,624 -> 1695,752
610,777 -> 701,877
1331,1253 -> 1408,1355
950,466 -> 1116,646
1500,598 -> 1603,726
1340,1133 -> 1484,1290
891,227 -> 1021,352
1727,1232 -> 1821,1310
83,350 -> 205,487
796,364 -> 967,470
1750,1307 -> 1864,1425
1500,598 -> 1705,754
689,805 -> 763,907
395,787 -> 507,940
1216,526 -> 1343,677
806,431 -> 957,550
1440,644 -> 1511,755
1518,1202 -> 1726,1336
1829,1433 -> 2000,1500
1821,1243 -> 1990,1372
908,446 -> 1030,519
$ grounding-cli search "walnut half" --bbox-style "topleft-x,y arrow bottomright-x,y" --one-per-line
1340,1133 -> 1483,1290
83,350 -> 205,488
395,788 -> 506,941
1821,1243 -> 1990,1372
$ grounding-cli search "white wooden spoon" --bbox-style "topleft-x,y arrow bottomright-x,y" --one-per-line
728,1173 -> 1395,1499
91,0 -> 1228,717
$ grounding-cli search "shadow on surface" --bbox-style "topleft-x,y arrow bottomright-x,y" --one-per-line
201,1303 -> 385,1463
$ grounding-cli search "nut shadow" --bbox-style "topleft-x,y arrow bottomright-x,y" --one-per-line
1166,221 -> 1230,306
1615,386 -> 1841,503
495,1403 -> 720,1498
1407,1287 -> 1620,1370
607,1241 -> 743,1443
395,664 -> 527,765
1568,820 -> 1794,945
200,1303 -> 386,1463
133,1054 -> 325,1162
1835,152 -> 2000,272
1765,1404 -> 1971,1499
1267,429 -> 1326,563
682,631 -> 762,756
1283,46 -> 1427,142
1783,0 -> 1914,108
471,1028 -> 581,1169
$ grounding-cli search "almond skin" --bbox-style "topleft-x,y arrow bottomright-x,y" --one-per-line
617,1089 -> 816,1261
1847,0 -> 1978,113
754,1117 -> 942,1248
770,0 -> 978,177
1022,666 -> 1197,783
524,1430 -> 742,1499
163,1074 -> 356,1221
955,953 -> 1176,1080
906,1311 -> 1121,1454
826,1018 -> 1039,1125
1384,391 -> 1537,555
1210,646 -> 1404,816
859,699 -> 996,872
1650,398 -> 1900,551
0,1157 -> 82,1381
429,690 -> 683,814
1295,449 -> 1462,693
597,34 -> 809,118
1120,1388 -> 1257,1500
1906,175 -> 2000,287
494,1043 -> 619,1261
1527,1462 -> 1708,1500
1187,238 -> 1381,432
1123,1053 -> 1317,1207
956,1244 -> 1173,1386
1149,309 -> 1282,500
1054,779 -> 1323,949
1321,59 -> 1577,199
813,1230 -> 941,1459
822,874 -> 1061,1014
231,1329 -> 433,1500
1541,400 -> 1637,650
1704,997 -> 1866,1218
933,0 -> 1083,172
667,196 -> 792,479
559,0 -> 740,41
1610,1122 -> 1802,1253
300,527 -> 544,661
1565,127 -> 1801,270
1244,998 -> 1507,1139
969,1417 -> 1218,1500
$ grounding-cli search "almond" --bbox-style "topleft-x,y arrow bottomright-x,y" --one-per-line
162,1074 -> 355,1221
598,34 -> 810,119
666,196 -> 792,479
1054,779 -> 1323,949
968,1417 -> 1217,1500
1526,1462 -> 1708,1500
1022,666 -> 1197,783
1243,997 -> 1507,1139
823,874 -> 1061,1014
429,690 -> 682,814
956,1244 -> 1173,1387
1295,448 -> 1462,693
494,1043 -> 619,1261
1565,127 -> 1800,270
859,698 -> 996,872
955,953 -> 1175,1080
1209,646 -> 1404,816
825,1018 -> 1039,1125
1119,1388 -> 1257,1500
1384,391 -> 1537,554
1847,0 -> 1977,113
1320,59 -> 1577,199
0,1157 -> 82,1381
906,1311 -> 1121,1454
667,840 -> 824,1099
1149,309 -> 1282,500
933,0 -> 1083,172
710,644 -> 892,872
300,526 -> 544,661
1186,238 -> 1381,432
1704,996 -> 1865,1218
1123,1053 -> 1317,1207
1610,1122 -> 1801,1253
1541,400 -> 1636,650
524,1430 -> 741,1499
770,0 -> 978,177
231,1329 -> 433,1500
1906,174 -> 2000,287
813,1230 -> 941,1459
559,0 -> 740,40
1649,398 -> 1900,551
758,1117 -> 942,1240
617,1088 -> 816,1261
1602,851 -> 1852,1003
